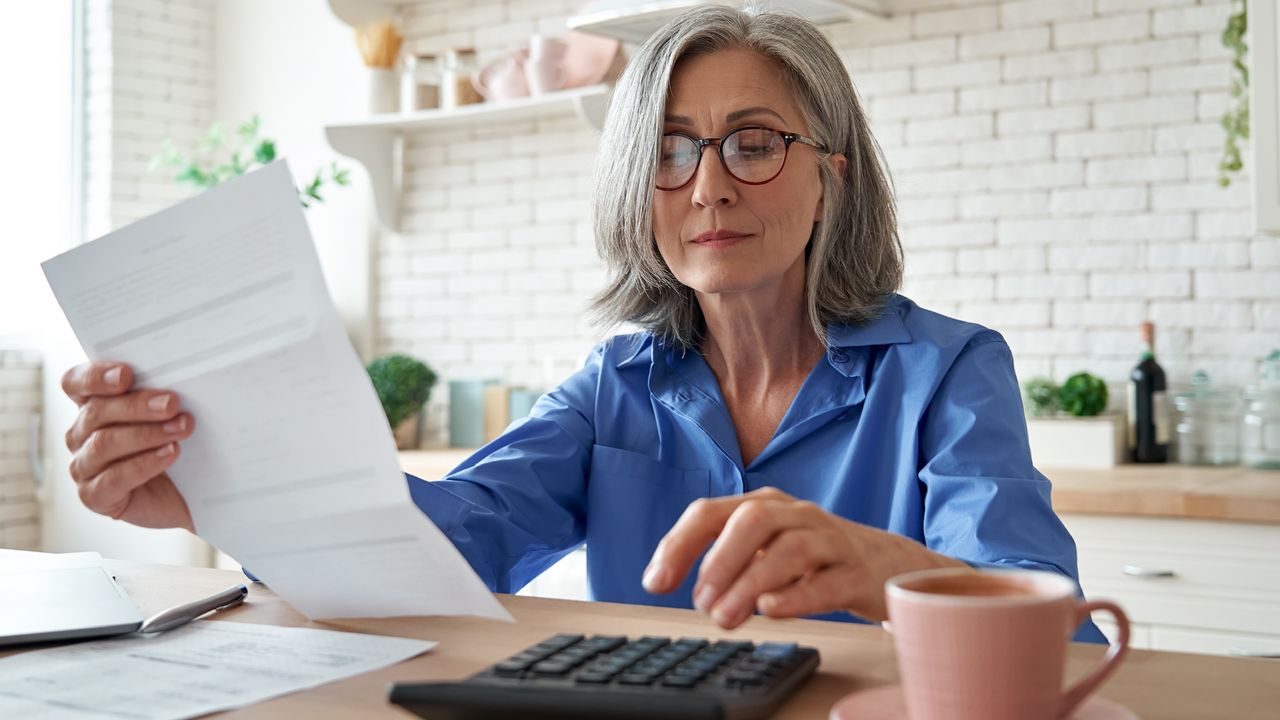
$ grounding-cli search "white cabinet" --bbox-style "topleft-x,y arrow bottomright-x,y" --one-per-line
1062,513 -> 1280,657
1251,0 -> 1280,233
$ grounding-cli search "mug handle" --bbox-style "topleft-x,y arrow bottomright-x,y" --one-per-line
1058,600 -> 1130,719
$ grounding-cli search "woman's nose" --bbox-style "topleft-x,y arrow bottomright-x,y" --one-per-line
690,146 -> 737,209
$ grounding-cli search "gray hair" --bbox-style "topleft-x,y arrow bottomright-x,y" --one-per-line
589,4 -> 903,350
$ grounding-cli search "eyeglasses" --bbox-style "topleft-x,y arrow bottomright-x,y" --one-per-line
656,126 -> 826,191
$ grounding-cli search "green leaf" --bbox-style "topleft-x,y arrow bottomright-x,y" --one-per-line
176,164 -> 209,187
255,139 -> 276,164
199,122 -> 225,152
237,114 -> 261,141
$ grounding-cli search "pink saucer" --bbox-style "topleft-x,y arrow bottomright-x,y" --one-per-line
829,685 -> 1139,720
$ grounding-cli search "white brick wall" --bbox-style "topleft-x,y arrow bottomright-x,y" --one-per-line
376,0 -> 1274,442
0,352 -> 41,550
84,0 -> 216,238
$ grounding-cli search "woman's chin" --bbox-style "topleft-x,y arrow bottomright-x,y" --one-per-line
683,272 -> 771,297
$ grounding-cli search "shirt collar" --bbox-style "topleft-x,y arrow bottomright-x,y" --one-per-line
615,297 -> 913,372
824,299 -> 913,349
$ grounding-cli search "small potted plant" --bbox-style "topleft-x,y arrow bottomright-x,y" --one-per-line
366,354 -> 438,449
1022,373 -> 1125,469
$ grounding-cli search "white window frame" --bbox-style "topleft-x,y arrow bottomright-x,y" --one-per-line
1251,0 -> 1280,233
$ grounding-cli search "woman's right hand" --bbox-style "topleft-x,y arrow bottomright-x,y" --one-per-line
61,363 -> 196,532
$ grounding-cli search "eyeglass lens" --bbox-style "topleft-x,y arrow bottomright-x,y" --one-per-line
657,128 -> 788,189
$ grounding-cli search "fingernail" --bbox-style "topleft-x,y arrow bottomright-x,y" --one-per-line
712,598 -> 742,627
149,394 -> 172,413
694,583 -> 717,612
104,367 -> 122,387
156,443 -> 175,458
163,416 -> 186,433
642,564 -> 668,592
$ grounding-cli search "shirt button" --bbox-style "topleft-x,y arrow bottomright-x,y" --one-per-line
676,392 -> 690,402
831,351 -> 849,363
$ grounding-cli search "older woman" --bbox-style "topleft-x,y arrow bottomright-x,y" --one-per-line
60,7 -> 1102,641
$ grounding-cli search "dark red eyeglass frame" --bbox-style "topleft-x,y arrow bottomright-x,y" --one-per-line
655,126 -> 827,191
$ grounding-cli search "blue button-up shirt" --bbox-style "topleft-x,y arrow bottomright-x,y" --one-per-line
406,294 -> 1105,642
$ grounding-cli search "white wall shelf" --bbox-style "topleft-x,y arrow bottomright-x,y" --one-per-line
325,84 -> 611,231
327,0 -> 398,28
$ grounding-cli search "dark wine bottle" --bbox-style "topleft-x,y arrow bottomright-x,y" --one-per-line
1128,321 -> 1169,463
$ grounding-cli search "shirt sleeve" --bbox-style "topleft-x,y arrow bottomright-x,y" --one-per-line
403,346 -> 602,594
916,335 -> 1107,644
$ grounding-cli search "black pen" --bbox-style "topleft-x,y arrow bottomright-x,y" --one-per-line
138,584 -> 249,634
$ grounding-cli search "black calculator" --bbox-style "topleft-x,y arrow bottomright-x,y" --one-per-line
388,633 -> 820,719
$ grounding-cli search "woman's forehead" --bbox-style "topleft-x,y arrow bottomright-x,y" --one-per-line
664,49 -> 804,129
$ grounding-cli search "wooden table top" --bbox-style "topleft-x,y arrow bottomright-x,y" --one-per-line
403,449 -> 1280,525
5,561 -> 1274,719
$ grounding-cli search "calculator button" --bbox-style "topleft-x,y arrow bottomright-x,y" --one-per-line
530,661 -> 573,676
537,634 -> 584,652
493,660 -> 530,676
725,669 -> 766,687
754,642 -> 796,656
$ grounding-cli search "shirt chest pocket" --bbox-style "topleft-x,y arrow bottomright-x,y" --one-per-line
586,444 -> 710,555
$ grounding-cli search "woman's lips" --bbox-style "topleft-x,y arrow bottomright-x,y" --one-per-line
691,230 -> 751,248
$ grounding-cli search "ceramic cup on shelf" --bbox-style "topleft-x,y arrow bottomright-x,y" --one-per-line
831,567 -> 1132,720
472,51 -> 529,103
367,67 -> 400,114
525,34 -> 568,95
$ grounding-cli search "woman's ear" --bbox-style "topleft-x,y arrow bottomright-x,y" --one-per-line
814,152 -> 848,220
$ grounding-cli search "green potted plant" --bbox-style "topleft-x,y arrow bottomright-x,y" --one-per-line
151,114 -> 350,206
366,354 -> 438,449
1022,377 -> 1059,418
1022,373 -> 1124,469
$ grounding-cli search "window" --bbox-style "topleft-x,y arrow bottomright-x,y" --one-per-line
0,0 -> 77,349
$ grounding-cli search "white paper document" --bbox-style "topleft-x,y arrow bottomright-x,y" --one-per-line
42,161 -> 510,621
0,620 -> 434,719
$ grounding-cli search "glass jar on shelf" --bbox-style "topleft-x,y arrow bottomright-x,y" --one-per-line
400,52 -> 440,112
1242,349 -> 1280,470
440,47 -> 482,110
1172,370 -> 1240,466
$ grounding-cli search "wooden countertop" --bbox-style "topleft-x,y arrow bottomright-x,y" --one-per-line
401,450 -> 1280,525
1047,465 -> 1280,524
7,560 -> 1273,719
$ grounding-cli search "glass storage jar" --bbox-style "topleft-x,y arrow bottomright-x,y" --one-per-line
440,47 -> 482,109
1173,370 -> 1240,466
1242,350 -> 1280,470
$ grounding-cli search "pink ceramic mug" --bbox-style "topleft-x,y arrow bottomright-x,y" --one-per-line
885,567 -> 1130,720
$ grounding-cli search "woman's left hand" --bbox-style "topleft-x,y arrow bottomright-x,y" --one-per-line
642,487 -> 968,628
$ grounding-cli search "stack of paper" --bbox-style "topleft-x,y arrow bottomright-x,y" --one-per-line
0,620 -> 434,719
